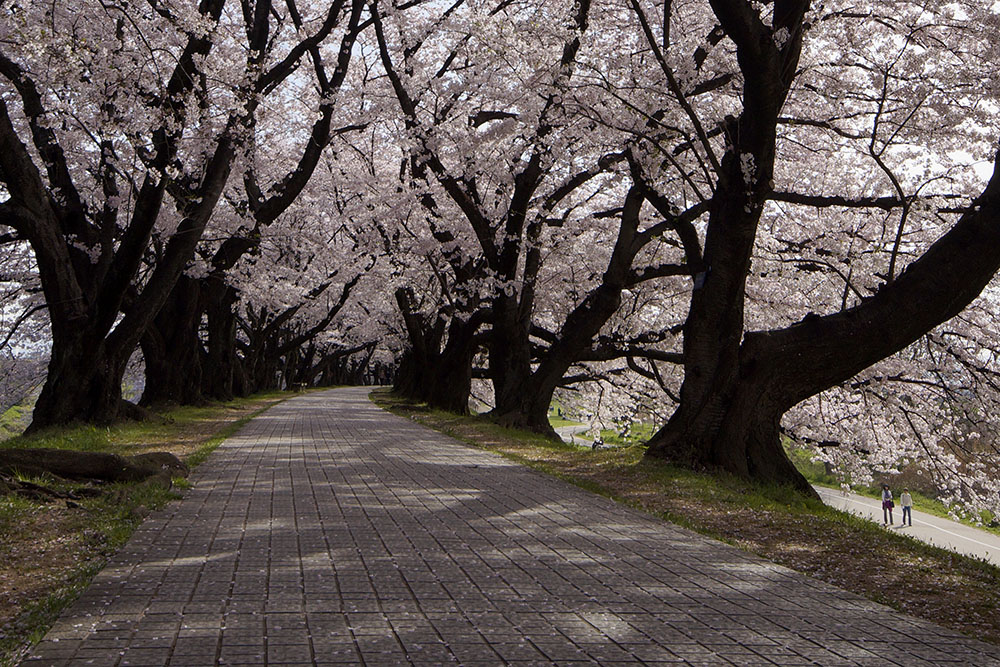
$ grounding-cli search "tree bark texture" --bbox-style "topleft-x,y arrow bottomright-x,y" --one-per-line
202,279 -> 242,401
140,276 -> 205,406
393,288 -> 480,413
30,332 -> 127,429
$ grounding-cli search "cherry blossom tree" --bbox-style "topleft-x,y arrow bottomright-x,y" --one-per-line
226,204 -> 377,392
0,0 -> 374,428
597,0 -> 1000,493
136,0 -> 368,405
372,0 -> 691,427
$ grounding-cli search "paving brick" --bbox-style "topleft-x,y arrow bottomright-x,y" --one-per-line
25,388 -> 1000,666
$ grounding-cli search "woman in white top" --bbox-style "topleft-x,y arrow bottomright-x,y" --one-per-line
900,488 -> 913,526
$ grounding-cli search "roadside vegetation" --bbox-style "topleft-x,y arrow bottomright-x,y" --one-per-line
373,389 -> 1000,647
0,393 -> 287,667
0,404 -> 31,441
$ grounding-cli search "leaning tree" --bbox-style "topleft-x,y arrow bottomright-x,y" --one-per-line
598,0 -> 1000,494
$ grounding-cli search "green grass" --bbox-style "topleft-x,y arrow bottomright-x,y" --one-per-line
0,392 -> 287,453
598,422 -> 656,447
85,481 -> 181,546
545,406 -> 657,448
0,391 -> 288,666
548,415 -> 583,428
0,494 -> 35,541
0,404 -> 31,440
784,444 -> 842,486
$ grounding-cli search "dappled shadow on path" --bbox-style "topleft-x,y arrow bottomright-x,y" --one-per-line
25,389 -> 1000,666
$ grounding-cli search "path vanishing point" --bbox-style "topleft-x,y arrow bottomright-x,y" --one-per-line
22,388 -> 1000,666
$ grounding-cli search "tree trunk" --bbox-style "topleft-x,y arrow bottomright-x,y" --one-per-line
140,276 -> 205,406
641,0 -> 810,486
645,340 -> 813,494
429,320 -> 478,413
393,349 -> 423,398
487,293 -> 536,425
287,344 -> 317,387
29,330 -> 127,430
394,316 -> 479,414
487,387 -> 558,436
202,278 -> 240,400
393,286 -> 482,413
488,189 -> 650,436
643,174 -> 804,488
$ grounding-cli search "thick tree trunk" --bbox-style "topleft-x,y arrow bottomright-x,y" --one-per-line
393,349 -> 423,398
431,328 -> 477,413
202,279 -> 240,400
286,345 -> 317,388
29,331 -> 128,430
495,189 -> 643,438
486,187 -> 651,437
644,178 -> 806,488
393,287 -> 481,413
487,388 -> 558,436
643,0 -> 811,487
645,342 -> 813,494
140,276 -> 205,406
260,358 -> 281,392
488,293 -> 536,425
395,317 -> 478,414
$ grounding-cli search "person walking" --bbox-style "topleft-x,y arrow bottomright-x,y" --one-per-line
900,488 -> 913,527
881,484 -> 894,525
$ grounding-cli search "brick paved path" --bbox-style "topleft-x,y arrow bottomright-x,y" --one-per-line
23,388 -> 1000,666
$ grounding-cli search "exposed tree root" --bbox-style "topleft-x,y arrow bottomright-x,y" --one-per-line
0,448 -> 189,502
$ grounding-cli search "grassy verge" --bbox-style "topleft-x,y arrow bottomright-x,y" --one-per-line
0,392 -> 287,666
373,389 -> 1000,647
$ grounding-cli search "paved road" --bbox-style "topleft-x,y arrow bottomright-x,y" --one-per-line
554,424 -> 589,446
815,486 -> 1000,565
23,388 -> 1000,666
